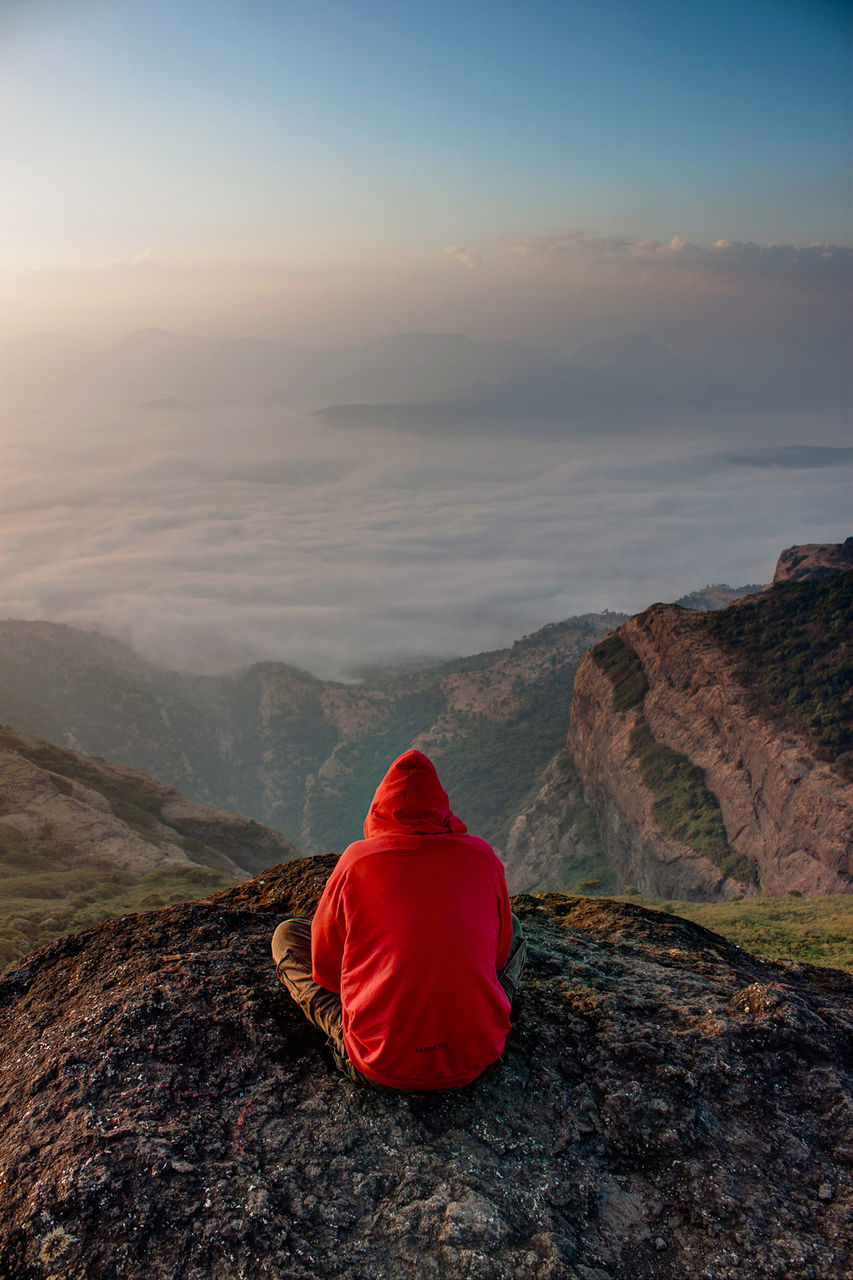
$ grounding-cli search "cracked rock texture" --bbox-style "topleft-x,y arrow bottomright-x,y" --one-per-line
1,855 -> 851,1280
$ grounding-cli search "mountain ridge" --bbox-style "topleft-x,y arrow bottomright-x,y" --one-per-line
0,722 -> 299,971
0,611 -> 628,870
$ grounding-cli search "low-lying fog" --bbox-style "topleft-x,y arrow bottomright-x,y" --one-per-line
1,362 -> 848,679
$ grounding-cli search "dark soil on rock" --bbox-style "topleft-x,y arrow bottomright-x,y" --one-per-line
0,856 -> 851,1280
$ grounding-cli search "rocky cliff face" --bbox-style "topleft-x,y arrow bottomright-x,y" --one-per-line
773,537 -> 853,583
1,855 -> 851,1280
503,751 -> 615,895
568,602 -> 853,901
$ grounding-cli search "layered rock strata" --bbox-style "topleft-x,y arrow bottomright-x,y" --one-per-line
569,607 -> 853,900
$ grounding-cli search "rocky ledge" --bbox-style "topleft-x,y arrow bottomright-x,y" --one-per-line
1,856 -> 851,1280
773,538 -> 853,584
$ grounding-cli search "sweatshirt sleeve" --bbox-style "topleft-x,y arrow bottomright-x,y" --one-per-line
494,857 -> 513,971
311,871 -> 347,993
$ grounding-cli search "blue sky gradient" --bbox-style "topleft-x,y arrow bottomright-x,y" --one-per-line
2,0 -> 849,274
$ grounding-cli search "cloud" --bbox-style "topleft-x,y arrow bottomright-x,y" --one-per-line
109,249 -> 156,269
444,244 -> 482,270
510,232 -> 853,287
0,397 -> 849,678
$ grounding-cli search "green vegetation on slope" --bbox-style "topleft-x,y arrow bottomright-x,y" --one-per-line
305,648 -> 591,850
544,750 -> 617,895
304,688 -> 447,851
592,633 -> 754,885
616,888 -> 853,973
434,664 -> 580,843
0,820 -> 236,972
592,633 -> 648,711
629,719 -> 758,886
706,572 -> 853,775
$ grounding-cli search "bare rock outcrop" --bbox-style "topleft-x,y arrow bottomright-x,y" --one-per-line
568,605 -> 853,900
773,538 -> 853,584
1,855 -> 850,1280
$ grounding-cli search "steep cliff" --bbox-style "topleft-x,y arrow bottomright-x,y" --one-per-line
568,577 -> 853,900
1,855 -> 850,1280
503,750 -> 615,895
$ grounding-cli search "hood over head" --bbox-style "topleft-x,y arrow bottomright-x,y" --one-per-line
363,749 -> 468,839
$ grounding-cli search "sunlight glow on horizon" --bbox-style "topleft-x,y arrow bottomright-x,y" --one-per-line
1,0 -> 849,290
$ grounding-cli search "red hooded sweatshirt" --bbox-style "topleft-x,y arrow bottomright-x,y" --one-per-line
311,749 -> 513,1090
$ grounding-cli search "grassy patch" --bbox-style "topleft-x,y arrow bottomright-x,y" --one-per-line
591,633 -> 648,711
0,863 -> 237,973
612,890 -> 853,973
629,718 -> 757,886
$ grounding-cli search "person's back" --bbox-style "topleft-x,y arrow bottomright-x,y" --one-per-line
272,749 -> 526,1091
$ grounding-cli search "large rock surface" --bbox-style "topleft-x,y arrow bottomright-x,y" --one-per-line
1,855 -> 850,1280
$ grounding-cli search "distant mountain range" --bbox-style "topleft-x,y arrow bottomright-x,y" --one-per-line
0,612 -> 627,866
0,328 -> 561,410
2,325 -> 834,428
317,332 -> 749,432
0,572 -> 769,891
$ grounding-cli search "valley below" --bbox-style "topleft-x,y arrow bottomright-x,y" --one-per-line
0,540 -> 851,976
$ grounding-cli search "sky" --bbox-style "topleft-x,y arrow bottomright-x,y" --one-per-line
0,0 -> 849,338
0,0 -> 849,675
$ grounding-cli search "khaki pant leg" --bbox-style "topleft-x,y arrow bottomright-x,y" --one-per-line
271,917 -> 351,1067
497,913 -> 527,1005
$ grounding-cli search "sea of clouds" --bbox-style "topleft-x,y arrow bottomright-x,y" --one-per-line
0,399 -> 849,678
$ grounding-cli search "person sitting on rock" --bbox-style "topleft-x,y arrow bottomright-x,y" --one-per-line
271,748 -> 526,1091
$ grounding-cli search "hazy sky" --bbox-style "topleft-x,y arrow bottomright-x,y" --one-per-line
0,0 -> 849,339
0,1 -> 849,676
